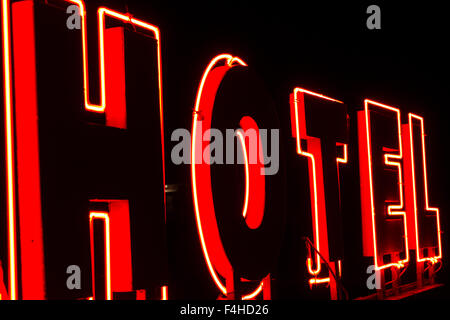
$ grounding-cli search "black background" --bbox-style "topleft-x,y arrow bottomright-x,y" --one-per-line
1,0 -> 449,300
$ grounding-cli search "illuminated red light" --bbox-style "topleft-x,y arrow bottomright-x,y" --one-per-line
242,283 -> 263,300
403,114 -> 442,263
358,99 -> 409,270
191,54 -> 264,299
88,201 -> 134,300
65,1 -> 162,113
337,145 -> 348,164
236,131 -> 250,218
290,87 -> 346,279
337,260 -> 342,277
309,277 -> 331,286
10,0 -> 47,300
161,286 -> 168,300
89,212 -> 112,300
192,54 -> 241,295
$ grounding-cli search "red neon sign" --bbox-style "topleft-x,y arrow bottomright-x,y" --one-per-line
402,114 -> 442,263
2,0 -> 167,300
89,201 -> 133,301
289,87 -> 348,296
358,99 -> 409,270
0,0 -> 444,301
191,54 -> 266,299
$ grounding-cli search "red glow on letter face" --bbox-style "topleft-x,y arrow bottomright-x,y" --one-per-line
402,114 -> 442,263
358,100 -> 409,270
2,0 -> 45,300
237,116 -> 265,230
